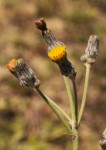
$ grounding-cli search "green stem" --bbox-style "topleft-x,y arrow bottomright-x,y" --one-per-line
78,63 -> 91,126
34,87 -> 72,134
63,76 -> 75,122
71,76 -> 78,125
68,76 -> 79,150
73,128 -> 79,150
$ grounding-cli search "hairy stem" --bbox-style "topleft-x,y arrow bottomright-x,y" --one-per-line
73,128 -> 79,150
34,87 -> 72,133
78,63 -> 91,126
63,76 -> 75,122
70,76 -> 78,125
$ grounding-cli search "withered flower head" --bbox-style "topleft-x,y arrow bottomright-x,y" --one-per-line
35,18 -> 47,32
7,58 -> 40,88
35,18 -> 76,77
81,35 -> 99,65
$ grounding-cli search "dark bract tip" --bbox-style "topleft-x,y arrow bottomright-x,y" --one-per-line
35,18 -> 47,31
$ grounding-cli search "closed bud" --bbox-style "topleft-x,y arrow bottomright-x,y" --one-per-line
7,58 -> 40,88
81,35 -> 99,65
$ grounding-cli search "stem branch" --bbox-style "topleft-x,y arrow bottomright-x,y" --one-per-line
78,63 -> 91,126
71,76 -> 78,125
73,128 -> 79,150
63,76 -> 75,122
34,87 -> 72,133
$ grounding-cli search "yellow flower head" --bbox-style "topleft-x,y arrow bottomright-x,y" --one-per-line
48,45 -> 66,62
35,18 -> 76,77
43,30 -> 67,63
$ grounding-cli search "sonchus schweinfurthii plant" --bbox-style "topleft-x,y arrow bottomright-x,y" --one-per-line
7,18 -> 100,150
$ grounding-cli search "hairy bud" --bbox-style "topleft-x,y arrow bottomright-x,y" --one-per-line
7,58 -> 40,88
81,35 -> 99,65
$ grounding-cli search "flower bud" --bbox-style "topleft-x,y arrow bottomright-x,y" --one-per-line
81,35 -> 99,65
7,58 -> 40,88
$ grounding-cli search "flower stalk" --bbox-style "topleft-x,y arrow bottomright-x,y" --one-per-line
78,63 -> 90,126
72,128 -> 79,150
70,76 -> 78,125
63,76 -> 76,124
34,87 -> 72,134
78,35 -> 99,126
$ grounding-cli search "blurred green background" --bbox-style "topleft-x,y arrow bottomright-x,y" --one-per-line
0,0 -> 106,149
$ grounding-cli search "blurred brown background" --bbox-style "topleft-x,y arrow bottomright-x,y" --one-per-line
0,0 -> 106,149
